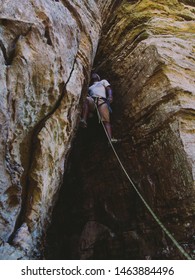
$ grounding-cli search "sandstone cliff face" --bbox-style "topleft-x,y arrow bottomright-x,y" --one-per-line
0,0 -> 195,260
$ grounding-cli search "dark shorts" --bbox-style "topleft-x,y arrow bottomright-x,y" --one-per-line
87,96 -> 110,123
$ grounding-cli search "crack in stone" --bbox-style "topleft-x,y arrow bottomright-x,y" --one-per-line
61,0 -> 95,53
0,39 -> 8,64
7,53 -> 78,244
0,18 -> 34,65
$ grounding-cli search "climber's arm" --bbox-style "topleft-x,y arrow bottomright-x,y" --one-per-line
106,86 -> 113,103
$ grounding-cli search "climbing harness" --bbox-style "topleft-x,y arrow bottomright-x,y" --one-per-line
92,96 -> 112,125
94,103 -> 192,260
92,96 -> 112,113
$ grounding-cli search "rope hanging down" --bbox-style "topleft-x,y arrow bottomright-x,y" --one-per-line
95,103 -> 192,260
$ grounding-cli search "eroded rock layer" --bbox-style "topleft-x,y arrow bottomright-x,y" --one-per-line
94,0 -> 195,259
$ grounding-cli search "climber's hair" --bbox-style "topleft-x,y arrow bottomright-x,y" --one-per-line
91,73 -> 100,81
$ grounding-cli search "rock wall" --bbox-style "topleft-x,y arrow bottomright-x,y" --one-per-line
45,0 -> 195,260
0,0 -> 195,260
0,0 -> 118,259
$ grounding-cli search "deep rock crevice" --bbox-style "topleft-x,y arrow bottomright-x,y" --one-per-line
45,117 -> 140,260
45,112 -> 194,260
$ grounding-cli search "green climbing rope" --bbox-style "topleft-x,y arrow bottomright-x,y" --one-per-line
95,102 -> 192,260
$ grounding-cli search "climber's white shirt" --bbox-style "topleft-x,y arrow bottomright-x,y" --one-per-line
89,79 -> 110,98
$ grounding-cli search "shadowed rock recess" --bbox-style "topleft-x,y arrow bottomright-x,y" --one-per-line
0,0 -> 194,260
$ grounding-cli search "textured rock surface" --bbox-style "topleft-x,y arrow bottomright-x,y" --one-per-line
0,0 -> 195,260
0,0 -> 118,259
46,0 -> 195,260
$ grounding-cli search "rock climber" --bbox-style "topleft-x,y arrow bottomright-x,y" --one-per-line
80,73 -> 118,143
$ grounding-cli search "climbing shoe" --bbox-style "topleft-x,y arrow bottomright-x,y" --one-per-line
80,119 -> 87,128
111,138 -> 119,143
110,138 -> 121,144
